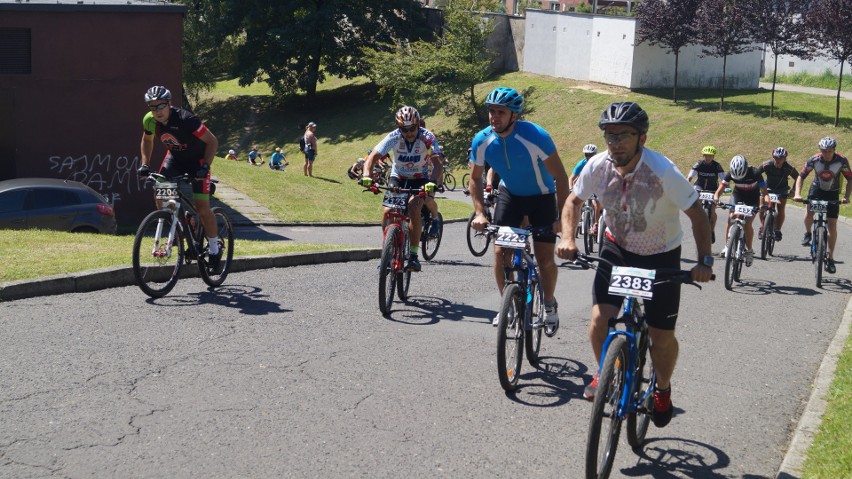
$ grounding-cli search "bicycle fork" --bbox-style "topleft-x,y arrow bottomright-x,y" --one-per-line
152,214 -> 179,258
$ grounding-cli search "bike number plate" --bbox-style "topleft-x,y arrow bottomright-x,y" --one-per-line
608,266 -> 655,299
734,204 -> 754,216
699,191 -> 714,201
382,191 -> 409,209
155,182 -> 179,200
810,200 -> 828,212
494,226 -> 528,249
768,193 -> 779,203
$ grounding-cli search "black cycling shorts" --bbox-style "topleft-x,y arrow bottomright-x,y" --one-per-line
766,187 -> 790,199
493,187 -> 558,243
808,189 -> 840,219
592,239 -> 682,331
389,177 -> 430,190
731,192 -> 760,208
158,156 -> 211,198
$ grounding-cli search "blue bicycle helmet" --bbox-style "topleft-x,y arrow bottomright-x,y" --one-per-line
485,87 -> 524,114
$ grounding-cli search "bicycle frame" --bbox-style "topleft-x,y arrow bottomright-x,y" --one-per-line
504,246 -> 541,331
151,176 -> 205,262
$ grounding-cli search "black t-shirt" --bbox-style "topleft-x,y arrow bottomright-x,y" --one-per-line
690,160 -> 725,191
755,159 -> 798,193
143,107 -> 209,166
722,167 -> 765,204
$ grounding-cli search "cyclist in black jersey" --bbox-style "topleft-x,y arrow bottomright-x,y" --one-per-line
755,147 -> 798,242
687,145 -> 725,241
137,86 -> 223,268
713,155 -> 769,264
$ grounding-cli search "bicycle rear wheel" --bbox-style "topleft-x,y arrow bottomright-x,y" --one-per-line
199,207 -> 234,287
466,211 -> 490,257
627,332 -> 654,448
733,234 -> 744,282
586,335 -> 627,479
421,212 -> 443,260
525,281 -> 543,366
132,210 -> 184,298
378,225 -> 400,315
760,213 -> 774,260
444,172 -> 456,191
582,209 -> 592,255
723,228 -> 738,291
497,283 -> 524,392
815,226 -> 826,288
462,173 -> 470,190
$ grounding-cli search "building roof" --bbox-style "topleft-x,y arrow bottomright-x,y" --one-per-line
0,0 -> 185,13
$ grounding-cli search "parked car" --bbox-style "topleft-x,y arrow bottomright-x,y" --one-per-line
0,178 -> 117,234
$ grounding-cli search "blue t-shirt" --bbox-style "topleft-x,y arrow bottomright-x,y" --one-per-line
470,121 -> 557,196
572,158 -> 589,176
271,152 -> 285,165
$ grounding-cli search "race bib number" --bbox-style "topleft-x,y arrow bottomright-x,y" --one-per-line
155,183 -> 179,201
734,204 -> 754,216
810,200 -> 828,212
494,226 -> 529,249
699,191 -> 715,201
382,191 -> 409,209
608,266 -> 655,299
768,193 -> 779,203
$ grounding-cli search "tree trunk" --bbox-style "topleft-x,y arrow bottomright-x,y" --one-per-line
770,53 -> 778,118
673,51 -> 680,104
471,84 -> 487,127
305,48 -> 323,101
720,55 -> 727,111
835,61 -> 844,128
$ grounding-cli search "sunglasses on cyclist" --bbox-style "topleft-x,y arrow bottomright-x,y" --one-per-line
399,125 -> 418,133
147,102 -> 169,111
603,132 -> 638,144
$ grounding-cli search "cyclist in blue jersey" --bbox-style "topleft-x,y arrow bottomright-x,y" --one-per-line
468,87 -> 570,333
569,144 -> 601,236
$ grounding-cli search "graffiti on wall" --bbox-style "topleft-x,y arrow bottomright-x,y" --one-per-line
47,153 -> 151,205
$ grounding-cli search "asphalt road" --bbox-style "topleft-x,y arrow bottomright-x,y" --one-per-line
1,206 -> 850,478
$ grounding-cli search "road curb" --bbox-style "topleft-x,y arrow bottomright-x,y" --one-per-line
230,217 -> 469,227
776,295 -> 852,478
0,248 -> 380,302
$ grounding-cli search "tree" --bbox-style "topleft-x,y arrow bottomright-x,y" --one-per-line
747,0 -> 810,117
803,0 -> 852,127
365,0 -> 498,161
635,0 -> 701,103
208,0 -> 429,100
696,0 -> 756,111
179,0 -> 238,102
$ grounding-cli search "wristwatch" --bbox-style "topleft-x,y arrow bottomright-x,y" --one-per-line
700,255 -> 714,268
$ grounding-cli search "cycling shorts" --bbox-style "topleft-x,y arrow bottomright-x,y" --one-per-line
389,177 -> 430,190
766,186 -> 790,199
593,239 -> 682,330
493,187 -> 558,243
808,189 -> 840,219
158,157 -> 211,199
731,191 -> 760,208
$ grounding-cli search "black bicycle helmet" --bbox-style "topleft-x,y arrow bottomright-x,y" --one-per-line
144,86 -> 171,102
598,102 -> 649,133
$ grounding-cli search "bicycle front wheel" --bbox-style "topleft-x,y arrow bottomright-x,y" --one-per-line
760,213 -> 773,260
497,283 -> 524,392
626,334 -> 654,448
421,212 -> 443,260
586,335 -> 627,479
581,210 -> 592,254
466,211 -> 490,257
525,281 -> 543,366
444,173 -> 456,191
597,216 -> 607,253
815,226 -> 826,288
723,228 -> 738,291
462,173 -> 470,191
132,210 -> 184,298
199,207 -> 234,287
378,225 -> 400,315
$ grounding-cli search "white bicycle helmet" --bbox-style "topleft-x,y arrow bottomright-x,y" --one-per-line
729,155 -> 748,180
772,147 -> 787,158
818,136 -> 836,149
395,106 -> 421,127
582,144 -> 598,154
228,149 -> 236,155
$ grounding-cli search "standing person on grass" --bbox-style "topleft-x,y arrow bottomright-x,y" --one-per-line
137,85 -> 223,270
556,101 -> 713,428
303,122 -> 318,177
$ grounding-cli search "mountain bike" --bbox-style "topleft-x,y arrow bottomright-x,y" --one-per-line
797,198 -> 841,288
365,184 -> 433,315
575,254 -> 709,479
132,173 -> 234,298
489,224 -> 556,392
577,197 -> 598,254
596,215 -> 607,254
464,187 -> 498,257
420,199 -> 444,261
718,203 -> 757,291
759,193 -> 780,260
442,161 -> 457,191
698,190 -> 716,244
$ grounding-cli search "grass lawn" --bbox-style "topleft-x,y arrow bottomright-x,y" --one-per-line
762,70 -> 852,93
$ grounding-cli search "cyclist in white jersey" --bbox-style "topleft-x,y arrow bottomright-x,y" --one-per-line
362,106 -> 443,272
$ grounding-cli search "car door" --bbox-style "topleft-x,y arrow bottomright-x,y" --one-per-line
24,187 -> 81,231
0,189 -> 29,229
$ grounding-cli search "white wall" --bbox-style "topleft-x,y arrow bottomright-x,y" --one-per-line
523,9 -> 762,89
764,48 -> 848,77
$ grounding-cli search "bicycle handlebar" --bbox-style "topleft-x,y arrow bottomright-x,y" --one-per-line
792,198 -> 843,205
362,184 -> 442,195
573,253 -> 713,288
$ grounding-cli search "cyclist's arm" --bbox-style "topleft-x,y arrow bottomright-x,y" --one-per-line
568,172 -> 578,190
713,181 -> 726,203
794,174 -> 805,199
363,150 -> 383,180
686,169 -> 696,182
556,191 -> 583,259
140,132 -> 155,169
844,170 -> 852,202
684,201 -> 714,282
199,128 -> 218,168
543,152 -> 570,216
429,153 -> 443,186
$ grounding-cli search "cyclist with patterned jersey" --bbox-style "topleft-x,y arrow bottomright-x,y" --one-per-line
755,147 -> 798,242
468,87 -> 570,333
713,155 -> 769,265
361,106 -> 443,272
793,136 -> 852,274
137,86 -> 223,269
687,145 -> 725,243
569,144 -> 602,236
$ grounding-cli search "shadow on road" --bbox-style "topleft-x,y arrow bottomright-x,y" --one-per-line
622,437 -> 734,478
726,279 -> 820,297
383,295 -> 496,325
505,357 -> 590,406
234,226 -> 293,241
147,285 -> 291,316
